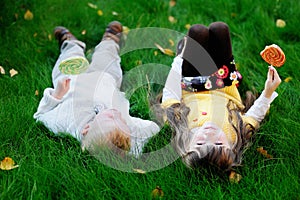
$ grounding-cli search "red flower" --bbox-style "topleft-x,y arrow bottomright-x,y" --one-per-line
215,65 -> 229,79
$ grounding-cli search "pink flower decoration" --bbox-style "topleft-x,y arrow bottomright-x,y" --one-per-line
216,79 -> 224,87
205,79 -> 212,90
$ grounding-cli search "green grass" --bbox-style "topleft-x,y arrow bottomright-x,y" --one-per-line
1,0 -> 299,199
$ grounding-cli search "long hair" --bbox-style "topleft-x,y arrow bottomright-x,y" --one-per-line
166,93 -> 256,171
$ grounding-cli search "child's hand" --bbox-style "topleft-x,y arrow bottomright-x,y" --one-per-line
52,77 -> 71,100
263,66 -> 281,98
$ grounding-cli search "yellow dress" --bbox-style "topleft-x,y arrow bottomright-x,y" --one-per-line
162,85 -> 259,146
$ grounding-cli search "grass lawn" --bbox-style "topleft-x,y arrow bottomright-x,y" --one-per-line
0,0 -> 299,199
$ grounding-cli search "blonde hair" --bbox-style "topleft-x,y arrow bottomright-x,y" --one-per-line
81,127 -> 131,156
166,94 -> 256,171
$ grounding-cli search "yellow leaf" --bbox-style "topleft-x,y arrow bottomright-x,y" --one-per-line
136,60 -> 142,65
168,16 -> 177,24
35,90 -> 39,96
24,9 -> 33,20
0,66 -> 5,74
87,2 -> 97,9
168,39 -> 175,47
97,10 -> 103,16
81,29 -> 87,35
169,0 -> 176,7
48,34 -> 52,41
133,168 -> 146,174
151,186 -> 164,199
154,43 -> 165,53
276,19 -> 286,28
122,26 -> 130,35
229,171 -> 242,183
33,32 -> 38,37
257,147 -> 273,159
164,48 -> 175,56
9,69 -> 18,77
284,76 -> 292,82
154,43 -> 174,57
154,51 -> 158,56
0,157 -> 19,170
185,24 -> 191,30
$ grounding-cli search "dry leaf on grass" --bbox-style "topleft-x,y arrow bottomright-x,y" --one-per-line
133,168 -> 146,174
9,69 -> 18,77
169,0 -> 176,7
97,10 -> 103,16
154,43 -> 175,56
229,171 -> 242,183
0,157 -> 19,170
0,66 -> 5,74
284,77 -> 292,82
257,147 -> 273,159
151,186 -> 164,199
24,10 -> 33,20
276,19 -> 286,28
87,3 -> 97,9
168,16 -> 177,24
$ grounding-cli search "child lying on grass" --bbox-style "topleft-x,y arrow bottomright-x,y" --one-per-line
161,22 -> 281,172
34,21 -> 159,157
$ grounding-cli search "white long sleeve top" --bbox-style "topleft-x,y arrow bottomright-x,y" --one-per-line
34,71 -> 159,156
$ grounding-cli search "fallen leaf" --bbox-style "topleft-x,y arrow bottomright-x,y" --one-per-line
154,43 -> 175,56
9,69 -> 18,77
151,186 -> 164,199
33,32 -> 38,37
276,19 -> 286,28
136,60 -> 142,66
284,77 -> 292,82
122,26 -> 130,35
24,9 -> 34,20
133,168 -> 146,174
48,34 -> 52,41
81,29 -> 87,35
0,157 -> 19,170
169,0 -> 176,7
168,39 -> 174,46
168,16 -> 177,24
185,24 -> 191,30
97,10 -> 103,16
87,2 -> 97,9
257,147 -> 273,159
154,51 -> 158,56
229,171 -> 242,183
112,11 -> 118,16
35,90 -> 39,96
163,48 -> 175,56
0,66 -> 5,74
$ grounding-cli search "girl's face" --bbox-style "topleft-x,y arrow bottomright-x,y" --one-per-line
190,121 -> 230,149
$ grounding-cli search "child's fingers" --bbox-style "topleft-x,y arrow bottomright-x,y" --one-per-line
267,66 -> 274,81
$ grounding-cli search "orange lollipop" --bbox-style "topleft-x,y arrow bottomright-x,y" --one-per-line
260,44 -> 285,67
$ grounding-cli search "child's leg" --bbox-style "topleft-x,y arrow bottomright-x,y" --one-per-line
208,22 -> 233,67
182,24 -> 210,77
88,40 -> 122,88
208,22 -> 242,87
52,40 -> 86,86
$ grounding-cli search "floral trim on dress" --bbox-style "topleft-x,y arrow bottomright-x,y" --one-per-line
182,58 -> 243,92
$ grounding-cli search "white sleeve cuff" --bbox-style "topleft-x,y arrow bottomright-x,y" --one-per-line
245,91 -> 278,123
